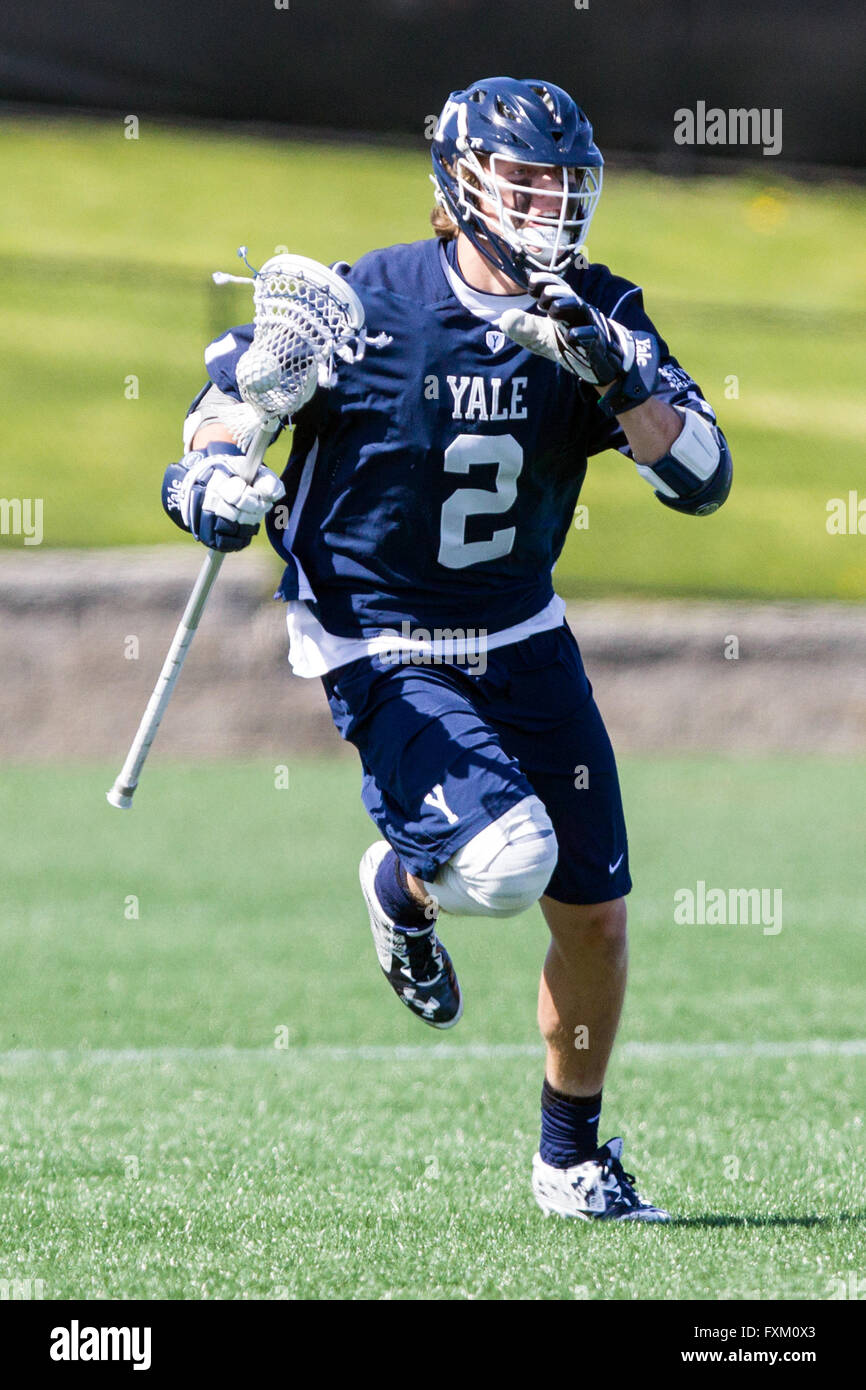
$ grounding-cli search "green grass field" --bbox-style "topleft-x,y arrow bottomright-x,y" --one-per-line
2,116 -> 866,598
2,756 -> 864,1300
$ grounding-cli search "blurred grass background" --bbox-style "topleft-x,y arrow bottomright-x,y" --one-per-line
2,115 -> 864,598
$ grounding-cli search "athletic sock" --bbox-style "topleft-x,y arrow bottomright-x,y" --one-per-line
539,1077 -> 603,1168
374,849 -> 432,929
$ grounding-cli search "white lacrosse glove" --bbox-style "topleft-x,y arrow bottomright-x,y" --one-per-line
162,443 -> 285,552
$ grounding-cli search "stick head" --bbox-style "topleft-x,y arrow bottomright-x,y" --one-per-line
253,253 -> 365,350
215,251 -> 368,421
252,253 -> 367,403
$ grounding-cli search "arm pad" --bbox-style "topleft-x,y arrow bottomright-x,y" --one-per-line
635,406 -> 732,516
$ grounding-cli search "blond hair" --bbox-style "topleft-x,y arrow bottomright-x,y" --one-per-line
430,154 -> 485,241
430,202 -> 459,240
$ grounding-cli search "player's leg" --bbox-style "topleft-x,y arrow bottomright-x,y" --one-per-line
323,654 -> 557,1028
359,789 -> 558,1027
537,893 -> 628,1098
480,625 -> 669,1220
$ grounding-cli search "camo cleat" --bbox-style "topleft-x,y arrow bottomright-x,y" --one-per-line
359,841 -> 463,1029
532,1137 -> 670,1221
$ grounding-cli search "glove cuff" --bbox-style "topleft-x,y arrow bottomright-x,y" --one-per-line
162,459 -> 197,533
596,331 -> 661,417
200,440 -> 244,459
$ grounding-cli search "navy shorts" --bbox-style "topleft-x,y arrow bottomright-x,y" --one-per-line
321,623 -> 631,905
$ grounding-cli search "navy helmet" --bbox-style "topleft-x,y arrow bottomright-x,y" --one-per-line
431,76 -> 603,286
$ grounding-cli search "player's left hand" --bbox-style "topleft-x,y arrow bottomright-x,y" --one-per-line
162,449 -> 286,552
192,459 -> 285,550
501,271 -> 634,386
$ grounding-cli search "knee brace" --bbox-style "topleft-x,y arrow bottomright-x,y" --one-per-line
423,795 -> 558,918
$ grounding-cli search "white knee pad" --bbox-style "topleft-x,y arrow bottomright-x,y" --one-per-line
423,795 -> 558,918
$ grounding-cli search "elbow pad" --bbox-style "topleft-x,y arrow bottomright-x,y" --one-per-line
635,406 -> 732,516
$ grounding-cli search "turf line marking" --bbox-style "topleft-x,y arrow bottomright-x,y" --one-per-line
0,1039 -> 864,1065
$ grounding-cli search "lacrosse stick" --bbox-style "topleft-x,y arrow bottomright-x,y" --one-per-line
106,248 -> 368,809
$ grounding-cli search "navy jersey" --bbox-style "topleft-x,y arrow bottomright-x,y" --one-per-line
201,237 -> 712,637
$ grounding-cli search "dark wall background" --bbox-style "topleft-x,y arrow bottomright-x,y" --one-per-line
2,0 -> 863,167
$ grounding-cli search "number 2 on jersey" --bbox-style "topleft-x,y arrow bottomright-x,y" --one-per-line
437,433 -> 523,570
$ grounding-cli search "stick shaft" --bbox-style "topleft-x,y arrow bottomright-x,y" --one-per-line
105,549 -> 225,806
106,421 -> 274,809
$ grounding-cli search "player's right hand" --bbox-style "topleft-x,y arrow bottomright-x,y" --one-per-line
162,444 -> 285,552
501,272 -> 627,386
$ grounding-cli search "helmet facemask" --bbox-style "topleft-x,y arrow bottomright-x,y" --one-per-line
453,150 -> 602,277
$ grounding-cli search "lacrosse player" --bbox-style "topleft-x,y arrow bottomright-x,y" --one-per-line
163,77 -> 731,1221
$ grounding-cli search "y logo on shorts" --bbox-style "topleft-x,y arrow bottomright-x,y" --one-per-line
424,784 -> 459,825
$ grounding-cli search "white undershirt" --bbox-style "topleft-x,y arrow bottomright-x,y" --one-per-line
285,593 -> 566,678
437,242 -> 534,324
284,246 -> 565,679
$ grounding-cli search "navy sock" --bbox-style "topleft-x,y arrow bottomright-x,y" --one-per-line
539,1078 -> 602,1168
374,849 -> 432,929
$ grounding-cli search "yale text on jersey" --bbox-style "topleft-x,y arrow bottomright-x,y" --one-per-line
446,375 -> 528,421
